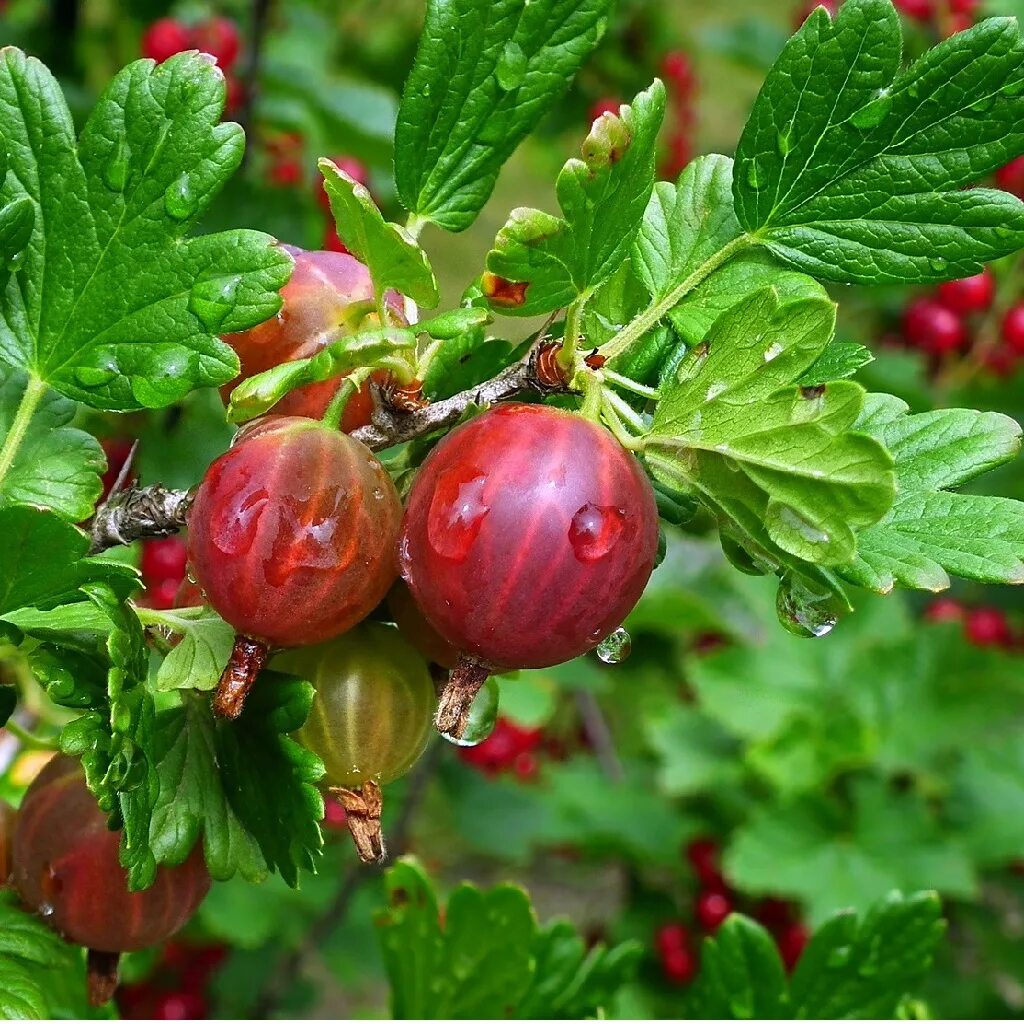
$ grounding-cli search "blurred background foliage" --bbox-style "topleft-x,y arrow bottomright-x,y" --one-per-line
4,0 -> 1024,1018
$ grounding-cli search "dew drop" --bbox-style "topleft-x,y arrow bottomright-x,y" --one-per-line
763,341 -> 784,362
212,486 -> 270,556
495,41 -> 526,91
6,249 -> 26,274
596,627 -> 631,664
104,139 -> 130,192
776,575 -> 838,639
929,256 -> 948,274
776,129 -> 792,157
427,467 -> 490,561
164,171 -> 196,221
569,503 -> 626,562
73,365 -> 117,388
189,274 -> 241,333
441,676 -> 499,747
745,159 -> 765,190
38,901 -> 55,919
827,945 -> 852,969
850,90 -> 892,129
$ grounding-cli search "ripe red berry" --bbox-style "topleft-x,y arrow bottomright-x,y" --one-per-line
100,438 -> 136,500
388,581 -> 459,669
191,17 -> 241,70
399,404 -> 659,671
935,269 -> 994,315
964,606 -> 1012,648
12,756 -> 210,955
902,298 -> 966,356
696,890 -> 733,932
949,0 -> 978,14
317,156 -> 371,214
894,0 -> 934,21
153,990 -> 208,1019
141,537 -> 188,585
1002,306 -> 1024,355
655,922 -> 689,955
142,18 -> 191,63
777,921 -> 809,972
323,798 -> 348,830
997,156 -> 1024,199
322,224 -> 350,255
512,752 -> 539,782
145,577 -> 180,611
685,837 -> 725,889
173,577 -> 204,609
660,51 -> 694,93
220,247 -> 403,425
660,132 -> 691,181
187,418 -> 401,650
753,897 -> 795,931
924,597 -> 963,623
223,75 -> 245,117
655,924 -> 697,985
458,717 -> 543,773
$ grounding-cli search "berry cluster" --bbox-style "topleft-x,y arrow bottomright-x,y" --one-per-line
141,16 -> 243,114
117,941 -> 227,1020
654,838 -> 808,986
925,598 -> 1017,649
457,717 -> 545,781
794,0 -> 979,34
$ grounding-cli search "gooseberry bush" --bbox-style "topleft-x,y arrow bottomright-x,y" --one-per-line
2,0 -> 1024,1016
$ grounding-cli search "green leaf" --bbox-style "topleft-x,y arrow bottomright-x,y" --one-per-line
734,2 -> 1024,283
799,342 -> 874,387
485,81 -> 666,316
423,335 -> 530,401
0,891 -> 88,1019
142,605 -> 234,692
789,891 -> 945,1018
0,48 -> 292,409
395,0 -> 613,231
687,915 -> 788,1019
0,374 -> 103,521
644,704 -> 743,797
646,289 -> 895,566
320,159 -> 438,307
842,395 -> 1024,591
377,857 -> 637,1018
951,735 -> 1024,867
151,676 -> 324,888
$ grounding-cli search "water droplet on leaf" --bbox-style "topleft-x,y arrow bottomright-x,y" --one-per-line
495,41 -> 526,91
850,90 -> 892,129
164,172 -> 195,221
73,365 -> 117,388
776,575 -> 838,638
929,256 -> 948,274
104,139 -> 130,191
189,274 -> 242,332
596,627 -> 631,664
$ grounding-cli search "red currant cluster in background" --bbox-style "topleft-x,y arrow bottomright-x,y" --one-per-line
925,598 -> 1018,650
140,537 -> 189,611
141,15 -> 243,115
794,0 -> 978,35
117,940 -> 227,1020
457,717 -> 545,781
654,839 -> 809,987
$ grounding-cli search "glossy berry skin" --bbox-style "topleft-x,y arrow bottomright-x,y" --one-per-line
221,247 -> 402,426
400,404 -> 659,670
964,606 -> 1012,648
696,890 -> 733,932
277,623 -> 435,787
902,298 -> 966,356
12,756 -> 210,952
142,19 -> 191,63
388,580 -> 459,668
1002,306 -> 1024,355
936,269 -> 994,315
192,17 -> 241,70
187,418 -> 401,648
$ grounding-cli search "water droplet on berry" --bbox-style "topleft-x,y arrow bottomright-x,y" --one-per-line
596,626 -> 631,664
164,172 -> 195,220
372,487 -> 385,501
442,676 -> 499,747
38,901 -> 55,919
569,503 -> 626,562
104,139 -> 130,191
495,41 -> 526,91
189,274 -> 241,332
212,486 -> 270,556
427,467 -> 490,561
850,89 -> 891,129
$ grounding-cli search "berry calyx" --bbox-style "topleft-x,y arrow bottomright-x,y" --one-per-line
935,269 -> 994,315
902,298 -> 966,356
141,19 -> 191,63
1002,306 -> 1024,355
192,17 -> 241,70
278,624 -> 435,862
963,606 -> 1012,648
187,417 -> 402,718
399,403 -> 659,736
695,889 -> 733,932
12,756 -> 210,1005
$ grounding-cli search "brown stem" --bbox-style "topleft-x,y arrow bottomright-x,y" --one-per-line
86,949 -> 120,1007
213,636 -> 269,720
238,0 -> 274,156
329,780 -> 385,864
435,656 -> 490,740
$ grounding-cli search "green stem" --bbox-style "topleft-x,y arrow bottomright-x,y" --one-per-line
580,373 -> 603,422
559,295 -> 588,372
0,375 -> 46,490
598,234 -> 754,363
5,718 -> 59,751
321,367 -> 373,431
405,213 -> 427,242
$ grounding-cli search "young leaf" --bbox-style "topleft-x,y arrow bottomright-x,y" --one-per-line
841,395 -> 1024,591
395,0 -> 613,231
150,677 -> 325,888
0,891 -> 88,1019
733,1 -> 1024,283
0,374 -> 103,521
140,604 -> 234,692
644,289 -> 895,566
320,159 -> 439,307
0,48 -> 292,409
485,81 -> 666,316
789,891 -> 945,1018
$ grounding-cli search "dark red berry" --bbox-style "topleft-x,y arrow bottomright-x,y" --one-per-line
655,922 -> 689,955
753,897 -> 795,932
399,404 -> 659,670
655,925 -> 697,985
660,51 -> 694,93
0,799 -> 14,887
141,537 -> 188,585
924,597 -> 963,623
935,269 -> 994,315
388,581 -> 459,669
459,717 -> 543,774
153,990 -> 208,1019
142,19 -> 191,63
1002,306 -> 1024,355
12,756 -> 210,954
145,577 -> 180,611
513,752 -> 539,782
317,156 -> 370,214
696,890 -> 733,932
685,838 -> 725,889
187,418 -> 402,648
996,157 -> 1024,199
902,298 -> 966,356
949,0 -> 978,14
660,132 -> 691,181
224,75 -> 244,117
191,17 -> 241,70
894,0 -> 934,21
588,98 -> 621,122
983,347 -> 1018,379
777,921 -> 809,972
964,606 -> 1012,648
323,799 -> 348,830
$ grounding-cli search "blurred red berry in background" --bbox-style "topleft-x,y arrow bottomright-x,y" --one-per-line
142,18 -> 191,63
936,269 -> 994,316
964,607 -> 1012,648
192,17 -> 241,70
902,298 -> 966,356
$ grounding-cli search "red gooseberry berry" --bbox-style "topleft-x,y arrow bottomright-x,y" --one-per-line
191,17 -> 241,70
935,269 -> 994,316
655,924 -> 697,985
894,0 -> 934,21
99,438 -> 136,501
1002,306 -> 1024,355
152,990 -> 208,1020
0,798 -> 15,886
399,403 -> 659,737
793,1 -> 839,27
695,890 -> 733,932
388,580 -> 459,669
141,18 -> 191,63
588,97 -> 621,122
902,298 -> 966,356
963,606 -> 1012,648
660,51 -> 695,93
187,417 -> 402,717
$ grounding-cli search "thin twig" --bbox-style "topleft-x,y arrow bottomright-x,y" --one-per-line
248,740 -> 443,1018
238,0 -> 274,158
88,484 -> 193,554
573,690 -> 624,783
